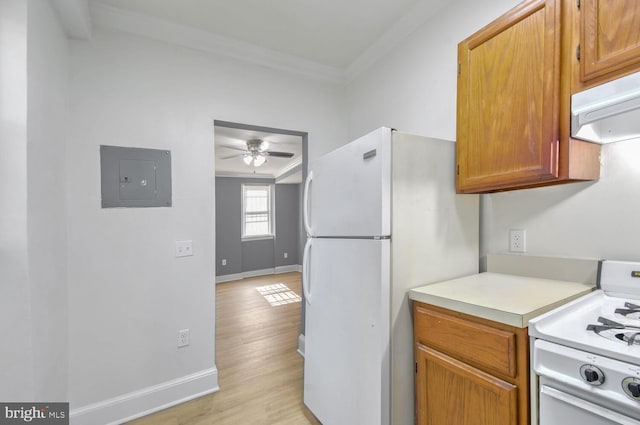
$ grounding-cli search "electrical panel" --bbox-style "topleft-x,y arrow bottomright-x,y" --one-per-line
100,145 -> 172,208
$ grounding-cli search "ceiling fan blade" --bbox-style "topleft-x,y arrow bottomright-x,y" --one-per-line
219,145 -> 248,152
265,151 -> 294,158
219,153 -> 245,160
266,141 -> 301,146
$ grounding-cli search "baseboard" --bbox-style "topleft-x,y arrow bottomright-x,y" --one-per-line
275,264 -> 302,274
297,333 -> 305,358
215,272 -> 245,283
242,268 -> 276,278
70,367 -> 219,425
216,265 -> 302,283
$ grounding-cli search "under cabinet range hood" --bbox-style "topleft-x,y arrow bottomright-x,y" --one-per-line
571,70 -> 640,144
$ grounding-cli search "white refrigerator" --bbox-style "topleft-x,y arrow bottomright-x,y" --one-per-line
301,127 -> 479,425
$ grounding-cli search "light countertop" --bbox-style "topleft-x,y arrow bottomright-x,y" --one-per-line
409,272 -> 594,328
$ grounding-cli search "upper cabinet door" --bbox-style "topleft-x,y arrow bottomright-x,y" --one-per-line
456,0 -> 601,194
456,0 -> 561,193
579,0 -> 640,87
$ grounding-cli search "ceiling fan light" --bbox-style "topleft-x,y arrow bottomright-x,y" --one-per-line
259,140 -> 269,151
253,154 -> 266,167
243,154 -> 253,165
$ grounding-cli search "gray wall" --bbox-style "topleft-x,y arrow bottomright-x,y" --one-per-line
242,238 -> 275,271
275,183 -> 300,267
215,176 -> 301,276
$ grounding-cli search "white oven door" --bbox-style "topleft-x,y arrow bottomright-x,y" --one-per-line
540,385 -> 640,425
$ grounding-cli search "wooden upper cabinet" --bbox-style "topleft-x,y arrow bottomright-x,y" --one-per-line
457,0 -> 560,193
456,0 -> 601,193
577,0 -> 640,90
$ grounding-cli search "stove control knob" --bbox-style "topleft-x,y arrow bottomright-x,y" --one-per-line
585,370 -> 599,382
622,377 -> 640,400
580,365 -> 604,386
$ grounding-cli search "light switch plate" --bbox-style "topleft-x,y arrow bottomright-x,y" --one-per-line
175,240 -> 193,257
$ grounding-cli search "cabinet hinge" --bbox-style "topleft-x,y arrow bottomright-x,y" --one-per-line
456,164 -> 460,176
576,0 -> 580,10
415,362 -> 418,374
576,44 -> 581,61
457,63 -> 461,76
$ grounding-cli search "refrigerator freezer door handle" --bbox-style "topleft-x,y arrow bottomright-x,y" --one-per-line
363,149 -> 377,160
302,238 -> 312,304
303,171 -> 313,237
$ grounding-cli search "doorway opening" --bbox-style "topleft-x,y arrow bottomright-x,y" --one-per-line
213,120 -> 307,283
212,120 -> 314,421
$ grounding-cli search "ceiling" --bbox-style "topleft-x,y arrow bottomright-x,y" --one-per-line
214,126 -> 303,182
90,0 -> 446,70
83,0 -> 449,181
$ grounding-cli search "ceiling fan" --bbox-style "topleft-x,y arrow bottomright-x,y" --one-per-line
220,138 -> 295,167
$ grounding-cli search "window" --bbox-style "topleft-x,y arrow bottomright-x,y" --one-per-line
242,184 -> 274,239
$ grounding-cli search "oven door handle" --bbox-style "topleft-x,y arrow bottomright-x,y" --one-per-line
541,385 -> 640,424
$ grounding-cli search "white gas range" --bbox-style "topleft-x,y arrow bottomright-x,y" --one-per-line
529,260 -> 640,424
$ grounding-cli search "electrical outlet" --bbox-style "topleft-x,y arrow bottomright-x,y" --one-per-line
509,229 -> 526,253
178,329 -> 190,348
222,259 -> 227,266
175,240 -> 193,257
284,252 -> 288,259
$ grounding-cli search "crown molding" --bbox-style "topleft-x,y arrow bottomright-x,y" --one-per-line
215,172 -> 275,180
89,2 -> 346,85
275,160 -> 302,179
345,0 -> 449,81
275,161 -> 302,183
51,0 -> 92,40
66,1 -> 448,85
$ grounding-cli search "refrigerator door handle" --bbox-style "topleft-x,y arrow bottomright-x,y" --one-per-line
303,171 -> 313,237
302,237 -> 313,304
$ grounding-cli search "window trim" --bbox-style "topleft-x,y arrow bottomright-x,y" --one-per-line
241,183 -> 275,241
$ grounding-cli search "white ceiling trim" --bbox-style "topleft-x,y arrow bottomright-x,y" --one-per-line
51,0 -> 93,40
275,160 -> 302,180
90,2 -> 347,84
346,0 -> 449,81
215,171 -> 275,180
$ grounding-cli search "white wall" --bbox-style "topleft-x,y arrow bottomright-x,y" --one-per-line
483,141 -> 640,260
66,25 -> 347,415
0,0 -> 69,401
347,0 -> 520,141
0,0 -> 34,401
347,0 -> 640,267
27,0 -> 70,401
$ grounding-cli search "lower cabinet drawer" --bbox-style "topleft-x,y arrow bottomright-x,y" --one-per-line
414,304 -> 517,378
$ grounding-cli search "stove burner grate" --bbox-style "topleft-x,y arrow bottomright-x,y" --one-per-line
625,301 -> 640,310
615,308 -> 640,319
587,316 -> 640,346
613,302 -> 640,318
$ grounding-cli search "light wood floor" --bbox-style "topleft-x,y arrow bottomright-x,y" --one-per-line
128,272 -> 321,425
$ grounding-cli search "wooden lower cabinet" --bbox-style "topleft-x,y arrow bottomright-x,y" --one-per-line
416,345 -> 518,425
414,302 -> 529,425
